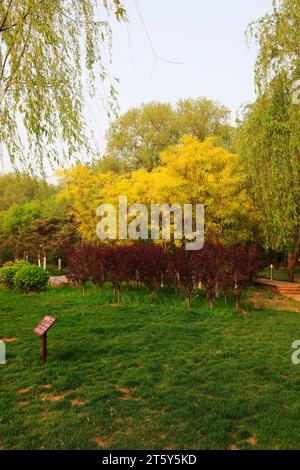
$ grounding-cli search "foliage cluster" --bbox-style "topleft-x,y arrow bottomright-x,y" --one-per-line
0,0 -> 126,172
104,98 -> 235,171
0,260 -> 49,292
60,137 -> 257,246
66,243 -> 262,309
0,174 -> 78,265
238,0 -> 300,280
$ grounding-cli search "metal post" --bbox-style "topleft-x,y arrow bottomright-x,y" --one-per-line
42,334 -> 47,366
270,264 -> 273,281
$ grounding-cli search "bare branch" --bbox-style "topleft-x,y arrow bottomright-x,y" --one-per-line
0,10 -> 30,32
0,0 -> 14,32
0,42 -> 14,80
62,11 -> 102,27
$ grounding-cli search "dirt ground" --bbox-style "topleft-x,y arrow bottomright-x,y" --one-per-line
248,290 -> 300,313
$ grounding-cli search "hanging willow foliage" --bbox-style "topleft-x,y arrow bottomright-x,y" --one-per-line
238,0 -> 300,280
0,0 -> 126,173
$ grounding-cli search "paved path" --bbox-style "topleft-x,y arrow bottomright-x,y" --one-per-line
257,278 -> 300,302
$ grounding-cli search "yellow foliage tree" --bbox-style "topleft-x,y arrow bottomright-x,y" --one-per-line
58,137 -> 257,245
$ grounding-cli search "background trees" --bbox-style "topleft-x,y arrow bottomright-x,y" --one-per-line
105,98 -> 235,171
0,173 -> 56,210
0,0 -> 126,172
238,0 -> 300,280
237,77 -> 299,273
158,136 -> 256,245
60,136 -> 256,245
0,174 -> 78,264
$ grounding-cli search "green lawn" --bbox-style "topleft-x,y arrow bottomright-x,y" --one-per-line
260,266 -> 300,283
0,285 -> 299,450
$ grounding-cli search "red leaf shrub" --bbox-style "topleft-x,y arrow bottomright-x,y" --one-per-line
168,249 -> 195,307
67,243 -> 105,299
136,244 -> 167,299
103,246 -> 139,301
66,242 -> 262,309
225,244 -> 262,309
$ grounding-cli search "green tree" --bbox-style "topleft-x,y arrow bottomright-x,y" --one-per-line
0,0 -> 126,172
0,200 -> 43,234
0,198 -> 79,265
0,173 -> 56,210
105,98 -> 235,171
239,0 -> 300,281
176,98 -> 233,148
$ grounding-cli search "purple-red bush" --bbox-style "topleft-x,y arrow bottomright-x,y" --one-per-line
168,249 -> 195,307
197,243 -> 227,308
136,244 -> 167,299
103,246 -> 139,301
67,243 -> 105,299
66,241 -> 262,309
225,244 -> 262,309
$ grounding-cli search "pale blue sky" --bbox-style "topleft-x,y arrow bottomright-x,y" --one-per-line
111,0 -> 273,113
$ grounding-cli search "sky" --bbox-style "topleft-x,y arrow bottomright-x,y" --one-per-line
1,0 -> 274,176
85,0 -> 273,154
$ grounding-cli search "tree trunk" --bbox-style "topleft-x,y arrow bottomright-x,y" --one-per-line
288,253 -> 294,282
82,285 -> 86,301
288,228 -> 300,282
275,252 -> 279,270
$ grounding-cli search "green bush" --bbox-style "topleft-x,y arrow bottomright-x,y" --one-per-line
13,264 -> 49,293
0,260 -> 29,288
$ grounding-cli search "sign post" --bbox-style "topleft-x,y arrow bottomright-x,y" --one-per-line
0,340 -> 6,365
33,315 -> 56,365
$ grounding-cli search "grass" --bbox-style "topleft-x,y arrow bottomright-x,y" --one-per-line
0,284 -> 300,450
260,265 -> 300,283
46,264 -> 68,277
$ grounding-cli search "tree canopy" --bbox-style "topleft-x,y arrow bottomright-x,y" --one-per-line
0,0 -> 126,172
105,98 -> 235,172
59,136 -> 256,245
0,173 -> 56,210
238,0 -> 300,280
0,173 -> 77,264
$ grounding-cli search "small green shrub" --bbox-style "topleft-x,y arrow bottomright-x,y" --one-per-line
0,260 -> 29,288
13,264 -> 49,293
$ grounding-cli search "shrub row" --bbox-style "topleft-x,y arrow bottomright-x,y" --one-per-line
0,261 -> 49,293
67,243 -> 262,309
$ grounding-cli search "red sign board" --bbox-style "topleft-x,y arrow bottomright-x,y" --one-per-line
33,316 -> 56,337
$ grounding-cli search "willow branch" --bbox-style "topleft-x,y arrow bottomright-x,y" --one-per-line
0,0 -> 14,32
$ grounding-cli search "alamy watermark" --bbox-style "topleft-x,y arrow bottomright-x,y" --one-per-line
291,340 -> 300,365
292,79 -> 300,105
96,196 -> 204,251
0,340 -> 6,365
